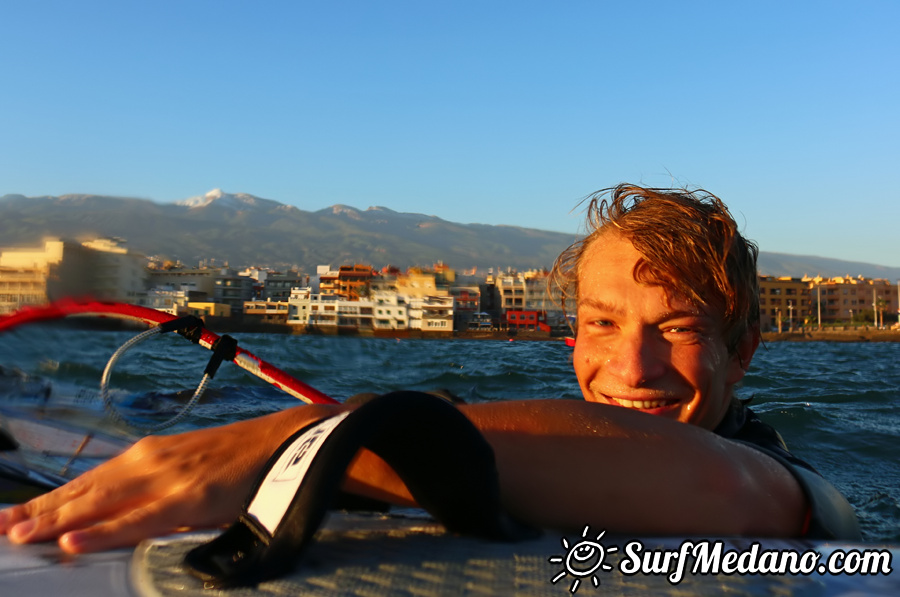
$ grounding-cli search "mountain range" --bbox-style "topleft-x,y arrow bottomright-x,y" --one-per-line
1,190 -> 898,281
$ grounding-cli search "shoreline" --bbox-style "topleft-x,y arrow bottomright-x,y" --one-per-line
36,318 -> 900,342
210,322 -> 900,343
760,328 -> 900,343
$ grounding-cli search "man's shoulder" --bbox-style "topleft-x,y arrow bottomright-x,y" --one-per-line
714,398 -> 812,471
714,398 -> 861,540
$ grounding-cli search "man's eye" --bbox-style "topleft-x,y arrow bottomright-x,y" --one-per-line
664,326 -> 704,338
591,319 -> 614,327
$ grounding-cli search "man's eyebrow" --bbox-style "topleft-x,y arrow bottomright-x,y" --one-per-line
577,298 -> 625,314
578,298 -> 708,322
657,311 -> 712,327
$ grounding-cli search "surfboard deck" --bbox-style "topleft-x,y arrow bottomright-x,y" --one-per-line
2,511 -> 897,596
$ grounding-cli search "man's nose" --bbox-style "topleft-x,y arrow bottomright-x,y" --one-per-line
608,328 -> 667,387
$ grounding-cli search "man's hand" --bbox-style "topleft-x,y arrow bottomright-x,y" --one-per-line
0,404 -> 341,553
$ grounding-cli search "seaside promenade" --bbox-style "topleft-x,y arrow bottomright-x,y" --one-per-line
186,318 -> 900,343
761,328 -> 900,343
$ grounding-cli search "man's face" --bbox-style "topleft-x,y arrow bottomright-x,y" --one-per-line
573,233 -> 748,430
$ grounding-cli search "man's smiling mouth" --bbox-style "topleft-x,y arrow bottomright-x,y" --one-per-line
607,396 -> 679,410
589,386 -> 681,411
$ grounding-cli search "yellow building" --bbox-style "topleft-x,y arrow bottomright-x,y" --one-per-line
808,276 -> 898,327
0,239 -> 95,314
758,276 -> 812,331
243,300 -> 290,324
394,269 -> 449,299
184,302 -> 232,318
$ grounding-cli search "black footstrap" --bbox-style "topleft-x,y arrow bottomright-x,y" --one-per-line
183,391 -> 538,588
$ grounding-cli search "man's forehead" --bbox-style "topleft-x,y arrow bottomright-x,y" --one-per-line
577,293 -> 709,318
577,233 -> 721,318
576,279 -> 722,322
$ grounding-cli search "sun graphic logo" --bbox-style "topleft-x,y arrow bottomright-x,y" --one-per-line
549,526 -> 617,593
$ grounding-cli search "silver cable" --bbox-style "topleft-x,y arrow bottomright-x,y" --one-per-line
100,326 -> 208,433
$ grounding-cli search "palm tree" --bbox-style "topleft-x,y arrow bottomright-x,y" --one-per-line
876,297 -> 888,329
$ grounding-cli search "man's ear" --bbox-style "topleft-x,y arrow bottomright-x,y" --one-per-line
727,324 -> 761,385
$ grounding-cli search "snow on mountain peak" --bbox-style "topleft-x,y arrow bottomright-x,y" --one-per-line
331,204 -> 362,218
177,189 -> 263,209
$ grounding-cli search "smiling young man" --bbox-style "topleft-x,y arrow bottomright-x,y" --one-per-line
567,186 -> 758,427
551,184 -> 859,539
0,184 -> 860,552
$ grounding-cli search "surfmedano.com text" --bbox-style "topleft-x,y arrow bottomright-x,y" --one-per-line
620,540 -> 893,585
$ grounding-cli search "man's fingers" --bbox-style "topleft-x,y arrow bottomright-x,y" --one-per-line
0,479 -> 90,538
1,445 -> 142,535
0,504 -> 30,533
56,493 -> 207,554
6,472 -> 154,544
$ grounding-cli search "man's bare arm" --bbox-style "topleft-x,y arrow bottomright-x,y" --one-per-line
342,399 -> 805,537
0,398 -> 805,553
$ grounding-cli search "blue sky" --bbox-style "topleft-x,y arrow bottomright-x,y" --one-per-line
2,1 -> 898,266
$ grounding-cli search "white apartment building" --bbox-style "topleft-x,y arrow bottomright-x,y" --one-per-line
408,295 -> 454,333
371,291 -> 410,330
287,289 -> 375,331
147,268 -> 217,299
287,286 -> 451,334
137,286 -> 193,315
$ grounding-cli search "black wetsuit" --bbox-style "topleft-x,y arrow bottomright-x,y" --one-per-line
714,398 -> 861,541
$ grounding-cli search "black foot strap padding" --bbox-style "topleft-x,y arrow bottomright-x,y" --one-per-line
183,391 -> 538,588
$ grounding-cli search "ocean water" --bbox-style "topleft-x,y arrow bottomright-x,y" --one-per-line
1,324 -> 898,543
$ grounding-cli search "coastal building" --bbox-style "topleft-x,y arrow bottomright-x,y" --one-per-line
0,266 -> 47,315
80,238 -> 148,303
505,309 -> 549,332
489,269 -> 562,333
263,273 -> 308,302
137,286 -> 193,315
408,295 -> 453,334
494,271 -> 525,311
0,237 -> 94,314
184,302 -> 231,319
0,238 -> 144,314
293,292 -> 376,333
287,284 -> 451,335
371,290 -> 410,331
477,280 -> 502,325
146,267 -> 217,299
758,276 -> 812,331
449,285 -> 481,331
243,299 -> 291,325
394,268 -> 449,299
286,287 -> 313,327
318,264 -> 376,300
237,268 -> 267,300
213,268 -> 256,315
807,276 -> 899,327
466,312 -> 495,331
236,269 -> 307,302
522,270 -> 553,310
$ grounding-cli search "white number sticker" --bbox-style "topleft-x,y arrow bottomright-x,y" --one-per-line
246,412 -> 351,535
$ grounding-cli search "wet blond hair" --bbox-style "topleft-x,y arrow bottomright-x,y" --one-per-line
550,184 -> 759,352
